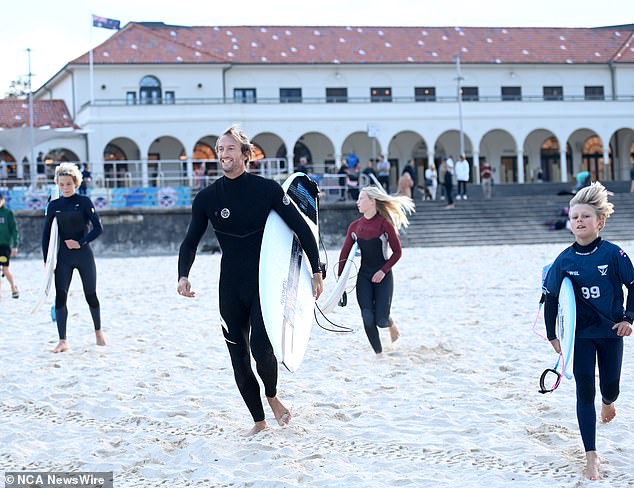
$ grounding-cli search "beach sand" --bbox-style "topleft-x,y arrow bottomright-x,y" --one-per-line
1,241 -> 634,487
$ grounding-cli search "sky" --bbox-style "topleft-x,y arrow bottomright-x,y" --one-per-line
3,0 -> 633,94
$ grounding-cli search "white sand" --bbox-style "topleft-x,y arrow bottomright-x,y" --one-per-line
1,241 -> 634,487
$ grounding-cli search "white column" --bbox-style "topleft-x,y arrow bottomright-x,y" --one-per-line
517,149 -> 525,183
186,158 -> 194,186
141,159 -> 149,187
560,149 -> 568,182
603,148 -> 611,181
472,151 -> 480,184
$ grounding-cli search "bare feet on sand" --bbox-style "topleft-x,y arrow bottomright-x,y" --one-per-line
95,330 -> 107,346
389,324 -> 400,343
243,421 -> 267,437
53,340 -> 69,353
242,398 -> 291,436
267,396 -> 291,426
585,451 -> 601,480
601,402 -> 616,423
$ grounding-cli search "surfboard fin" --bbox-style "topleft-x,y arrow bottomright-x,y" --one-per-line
338,291 -> 347,307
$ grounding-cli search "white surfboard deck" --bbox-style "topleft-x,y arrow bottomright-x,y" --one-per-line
31,187 -> 60,314
319,241 -> 359,314
557,277 -> 576,380
259,173 -> 319,372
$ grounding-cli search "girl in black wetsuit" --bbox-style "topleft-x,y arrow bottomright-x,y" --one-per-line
42,163 -> 104,353
338,186 -> 414,356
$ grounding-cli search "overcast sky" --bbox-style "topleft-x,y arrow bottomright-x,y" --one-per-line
3,0 -> 633,94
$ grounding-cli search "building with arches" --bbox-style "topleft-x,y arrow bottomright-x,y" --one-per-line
2,22 -> 634,193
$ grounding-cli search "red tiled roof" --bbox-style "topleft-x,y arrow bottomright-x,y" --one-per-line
70,23 -> 634,66
0,99 -> 78,129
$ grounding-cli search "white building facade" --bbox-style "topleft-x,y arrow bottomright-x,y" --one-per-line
7,23 -> 633,190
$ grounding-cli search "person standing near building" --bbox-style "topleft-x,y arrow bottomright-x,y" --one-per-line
177,125 -> 324,436
629,159 -> 634,193
455,154 -> 470,200
42,163 -> 105,353
424,162 -> 438,200
480,160 -> 493,200
0,192 -> 20,299
376,155 -> 391,193
442,159 -> 455,209
542,182 -> 634,480
337,186 -> 414,357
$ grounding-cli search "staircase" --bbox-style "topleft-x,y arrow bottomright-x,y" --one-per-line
402,190 -> 634,248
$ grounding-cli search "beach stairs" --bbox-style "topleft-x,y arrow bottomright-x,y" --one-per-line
403,183 -> 634,248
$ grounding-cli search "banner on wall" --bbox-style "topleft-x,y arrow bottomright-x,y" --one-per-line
4,186 -> 192,210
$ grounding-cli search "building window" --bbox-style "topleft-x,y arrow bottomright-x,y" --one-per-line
126,91 -> 136,105
371,87 -> 392,102
326,87 -> 348,103
164,91 -> 175,104
280,88 -> 302,103
584,86 -> 604,101
461,86 -> 479,101
139,75 -> 162,105
501,86 -> 522,101
543,86 -> 564,101
234,88 -> 257,103
415,87 -> 436,102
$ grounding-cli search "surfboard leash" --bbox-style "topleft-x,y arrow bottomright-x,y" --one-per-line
531,301 -> 564,393
313,303 -> 353,333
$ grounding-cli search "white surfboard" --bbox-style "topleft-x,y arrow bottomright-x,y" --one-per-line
31,186 -> 60,314
259,173 -> 319,372
557,277 -> 576,380
319,241 -> 359,314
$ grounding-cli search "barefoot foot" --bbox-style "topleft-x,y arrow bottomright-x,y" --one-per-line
584,451 -> 601,480
53,340 -> 69,353
95,330 -> 106,346
601,402 -> 616,423
243,421 -> 267,437
267,397 -> 291,426
389,324 -> 400,343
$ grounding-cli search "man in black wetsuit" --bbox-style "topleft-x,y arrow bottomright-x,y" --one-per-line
177,125 -> 324,436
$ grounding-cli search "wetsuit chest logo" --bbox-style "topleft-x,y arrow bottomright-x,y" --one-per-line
220,208 -> 230,219
282,195 -> 290,205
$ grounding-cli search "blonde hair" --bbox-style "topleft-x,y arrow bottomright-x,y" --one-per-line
361,185 -> 415,229
54,163 -> 83,188
569,181 -> 614,221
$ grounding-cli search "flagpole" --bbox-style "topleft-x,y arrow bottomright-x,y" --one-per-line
90,13 -> 94,105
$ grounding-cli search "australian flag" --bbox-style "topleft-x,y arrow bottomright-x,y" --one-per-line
92,15 -> 120,30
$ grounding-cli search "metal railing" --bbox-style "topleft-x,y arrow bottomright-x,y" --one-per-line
0,158 -> 289,191
85,93 -> 634,108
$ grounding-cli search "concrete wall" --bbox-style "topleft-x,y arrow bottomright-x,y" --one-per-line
15,204 -> 359,258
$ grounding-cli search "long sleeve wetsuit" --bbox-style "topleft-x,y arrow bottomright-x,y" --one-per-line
42,193 -> 103,340
178,172 -> 320,422
338,214 -> 402,354
543,237 -> 634,452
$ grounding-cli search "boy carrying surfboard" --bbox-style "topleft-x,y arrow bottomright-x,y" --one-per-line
542,182 -> 634,480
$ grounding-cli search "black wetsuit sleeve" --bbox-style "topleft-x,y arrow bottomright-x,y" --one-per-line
544,294 -> 558,340
42,204 -> 55,262
178,193 -> 210,279
78,198 -> 103,247
273,194 -> 321,274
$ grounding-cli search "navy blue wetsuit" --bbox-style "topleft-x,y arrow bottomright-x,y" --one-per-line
543,238 -> 634,452
338,214 -> 402,354
42,193 -> 103,341
178,172 -> 320,423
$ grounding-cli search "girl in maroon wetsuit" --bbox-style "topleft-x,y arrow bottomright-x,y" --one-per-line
338,186 -> 414,356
